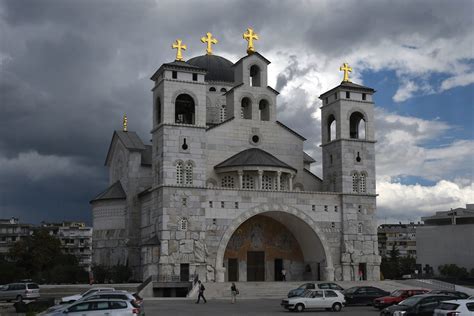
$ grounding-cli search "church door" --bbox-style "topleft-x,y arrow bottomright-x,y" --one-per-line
228,258 -> 238,282
247,251 -> 265,281
274,258 -> 283,281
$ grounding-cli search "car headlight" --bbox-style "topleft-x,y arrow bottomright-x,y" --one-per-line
393,311 -> 406,316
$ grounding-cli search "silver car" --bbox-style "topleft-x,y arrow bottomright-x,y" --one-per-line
43,299 -> 141,316
434,299 -> 474,316
0,282 -> 40,301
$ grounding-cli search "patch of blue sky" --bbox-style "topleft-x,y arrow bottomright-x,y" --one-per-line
392,175 -> 438,187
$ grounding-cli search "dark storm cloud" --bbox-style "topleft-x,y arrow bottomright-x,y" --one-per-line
0,0 -> 472,223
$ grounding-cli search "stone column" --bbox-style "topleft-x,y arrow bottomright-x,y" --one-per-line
238,170 -> 243,189
322,266 -> 335,281
258,170 -> 263,190
276,171 -> 281,190
215,266 -> 226,282
289,173 -> 293,191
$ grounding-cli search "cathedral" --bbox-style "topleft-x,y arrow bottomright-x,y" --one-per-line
90,29 -> 381,284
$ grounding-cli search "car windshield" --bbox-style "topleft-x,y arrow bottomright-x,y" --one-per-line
298,283 -> 309,289
391,290 -> 403,297
343,287 -> 358,294
81,289 -> 97,297
399,296 -> 423,307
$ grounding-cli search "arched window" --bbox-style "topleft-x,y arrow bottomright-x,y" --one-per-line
175,94 -> 195,124
176,161 -> 184,184
220,105 -> 226,122
220,88 -> 227,93
280,177 -> 288,190
185,162 -> 193,185
178,217 -> 188,231
209,87 -> 216,92
241,97 -> 252,119
359,172 -> 367,193
327,115 -> 337,142
262,174 -> 273,190
350,112 -> 366,139
156,97 -> 161,124
259,99 -> 270,121
249,65 -> 261,87
221,175 -> 234,188
352,172 -> 359,193
242,174 -> 254,189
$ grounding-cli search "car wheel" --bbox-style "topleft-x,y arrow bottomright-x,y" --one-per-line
332,303 -> 342,312
295,303 -> 305,312
16,295 -> 23,302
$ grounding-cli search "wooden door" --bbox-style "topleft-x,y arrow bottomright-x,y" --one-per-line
247,251 -> 265,281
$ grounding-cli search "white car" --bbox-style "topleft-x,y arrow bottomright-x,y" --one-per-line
60,287 -> 115,303
434,299 -> 474,316
43,299 -> 140,316
281,289 -> 345,312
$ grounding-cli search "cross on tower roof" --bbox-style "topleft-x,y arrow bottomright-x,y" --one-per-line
340,63 -> 352,82
201,32 -> 218,55
172,39 -> 187,61
243,27 -> 259,55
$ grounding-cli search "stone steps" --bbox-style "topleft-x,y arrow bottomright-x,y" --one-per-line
198,280 -> 408,299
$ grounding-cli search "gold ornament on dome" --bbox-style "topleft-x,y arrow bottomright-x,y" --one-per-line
201,32 -> 218,55
172,39 -> 187,61
123,114 -> 128,132
243,27 -> 259,55
340,63 -> 352,82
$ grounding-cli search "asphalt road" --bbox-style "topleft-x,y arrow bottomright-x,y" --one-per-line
142,298 -> 381,316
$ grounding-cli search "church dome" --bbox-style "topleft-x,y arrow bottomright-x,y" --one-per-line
187,55 -> 234,83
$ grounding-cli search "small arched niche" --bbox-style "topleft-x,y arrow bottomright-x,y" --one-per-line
249,65 -> 261,87
327,114 -> 337,142
175,94 -> 195,124
349,112 -> 366,139
241,97 -> 252,119
259,99 -> 270,121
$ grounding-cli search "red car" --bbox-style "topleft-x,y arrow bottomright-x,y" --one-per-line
373,289 -> 429,309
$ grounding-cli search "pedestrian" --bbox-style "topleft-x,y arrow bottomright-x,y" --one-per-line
281,268 -> 287,281
196,280 -> 207,304
230,282 -> 239,304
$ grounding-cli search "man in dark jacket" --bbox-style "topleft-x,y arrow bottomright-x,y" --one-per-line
196,280 -> 207,304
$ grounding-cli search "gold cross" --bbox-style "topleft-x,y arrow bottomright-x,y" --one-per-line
243,27 -> 259,55
340,63 -> 352,82
172,39 -> 187,61
123,114 -> 128,132
201,32 -> 218,55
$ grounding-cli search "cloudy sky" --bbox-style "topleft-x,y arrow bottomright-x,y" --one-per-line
0,0 -> 472,225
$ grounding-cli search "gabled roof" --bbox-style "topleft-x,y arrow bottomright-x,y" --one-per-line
150,60 -> 206,81
319,81 -> 375,99
105,131 -> 146,166
90,181 -> 126,203
303,168 -> 322,182
276,121 -> 306,140
215,148 -> 297,172
206,117 -> 235,131
303,152 -> 316,163
232,52 -> 271,67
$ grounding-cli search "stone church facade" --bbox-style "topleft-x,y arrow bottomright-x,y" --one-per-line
91,46 -> 381,283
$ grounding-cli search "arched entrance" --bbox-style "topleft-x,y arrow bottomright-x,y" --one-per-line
215,204 -> 334,282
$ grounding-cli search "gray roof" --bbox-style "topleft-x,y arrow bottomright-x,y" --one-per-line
215,148 -> 296,171
232,52 -> 271,67
303,152 -> 316,163
105,131 -> 146,166
187,55 -> 235,82
319,81 -> 375,99
90,181 -> 126,203
276,121 -> 306,140
150,60 -> 206,81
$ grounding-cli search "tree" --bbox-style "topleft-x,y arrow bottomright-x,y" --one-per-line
438,264 -> 468,279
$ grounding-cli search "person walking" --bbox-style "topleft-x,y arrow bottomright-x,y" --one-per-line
230,282 -> 239,304
196,280 -> 207,304
281,268 -> 287,281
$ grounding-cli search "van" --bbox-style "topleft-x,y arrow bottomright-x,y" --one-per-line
0,283 -> 40,301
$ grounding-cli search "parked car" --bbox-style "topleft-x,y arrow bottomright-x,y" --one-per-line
281,289 -> 345,312
380,294 -> 455,316
42,299 -> 141,316
434,299 -> 474,316
287,282 -> 344,297
428,290 -> 470,299
343,286 -> 389,305
60,287 -> 115,303
0,282 -> 40,302
373,289 -> 429,309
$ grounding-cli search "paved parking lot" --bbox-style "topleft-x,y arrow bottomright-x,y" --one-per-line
143,298 -> 381,316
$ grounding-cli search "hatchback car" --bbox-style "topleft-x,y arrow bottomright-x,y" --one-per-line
0,282 -> 40,302
60,287 -> 115,303
43,299 -> 141,316
373,289 -> 429,309
287,282 -> 344,298
380,294 -> 455,316
428,290 -> 470,299
343,286 -> 389,305
281,289 -> 345,312
434,299 -> 474,316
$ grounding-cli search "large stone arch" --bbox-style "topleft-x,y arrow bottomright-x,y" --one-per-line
215,203 -> 335,282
